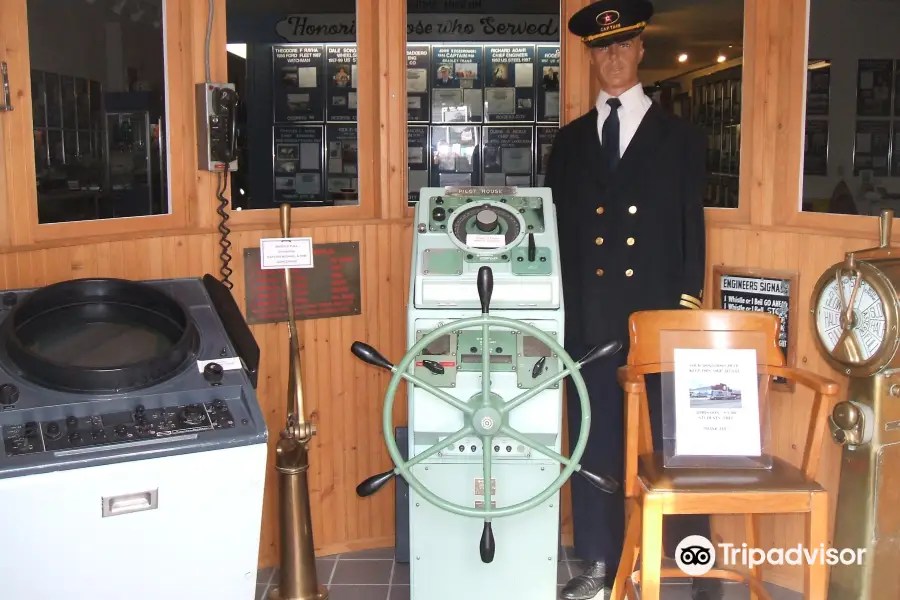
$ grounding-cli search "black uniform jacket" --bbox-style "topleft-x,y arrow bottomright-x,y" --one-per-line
545,103 -> 707,348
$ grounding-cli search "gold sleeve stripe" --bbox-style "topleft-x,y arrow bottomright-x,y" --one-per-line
680,299 -> 701,310
681,294 -> 703,308
582,22 -> 647,44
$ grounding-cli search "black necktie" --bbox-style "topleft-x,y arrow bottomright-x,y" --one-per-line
603,97 -> 622,172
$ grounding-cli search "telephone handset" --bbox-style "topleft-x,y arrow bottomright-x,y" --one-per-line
196,82 -> 238,171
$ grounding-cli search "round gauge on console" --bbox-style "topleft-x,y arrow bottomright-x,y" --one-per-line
810,260 -> 898,377
446,201 -> 526,255
0,278 -> 200,393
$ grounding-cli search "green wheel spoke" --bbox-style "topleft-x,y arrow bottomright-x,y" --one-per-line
481,318 -> 491,404
499,425 -> 579,471
399,426 -> 474,472
400,371 -> 475,416
499,366 -> 574,415
482,435 -> 493,518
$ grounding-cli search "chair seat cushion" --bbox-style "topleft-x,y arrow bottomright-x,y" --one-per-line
638,452 -> 824,493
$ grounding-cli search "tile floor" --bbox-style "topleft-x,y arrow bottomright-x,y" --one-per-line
254,547 -> 802,600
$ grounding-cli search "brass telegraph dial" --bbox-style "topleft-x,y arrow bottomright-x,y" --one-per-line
810,211 -> 900,378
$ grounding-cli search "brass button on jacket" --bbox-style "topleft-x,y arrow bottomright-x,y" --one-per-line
625,269 -> 634,277
596,268 -> 605,277
628,205 -> 637,214
595,237 -> 604,245
596,206 -> 605,215
626,237 -> 635,246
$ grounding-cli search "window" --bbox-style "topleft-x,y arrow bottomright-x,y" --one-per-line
225,0 -> 360,210
27,0 -> 170,224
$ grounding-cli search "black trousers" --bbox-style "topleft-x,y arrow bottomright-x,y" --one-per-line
565,342 -> 712,578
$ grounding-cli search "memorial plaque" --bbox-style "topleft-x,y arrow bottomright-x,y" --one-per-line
537,45 -> 560,123
243,243 -> 362,325
535,125 -> 558,186
432,45 -> 484,123
712,267 -> 798,391
326,44 -> 358,122
431,125 -> 480,187
484,45 -> 536,122
853,119 -> 891,176
407,45 -> 431,122
273,125 -> 325,205
804,119 -> 828,176
857,59 -> 893,117
482,126 -> 533,187
408,125 -> 430,204
325,123 -> 359,205
273,45 -> 326,123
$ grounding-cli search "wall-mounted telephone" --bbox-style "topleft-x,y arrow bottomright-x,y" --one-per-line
196,82 -> 238,171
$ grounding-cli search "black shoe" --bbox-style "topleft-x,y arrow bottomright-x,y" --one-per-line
691,577 -> 724,600
560,561 -> 608,600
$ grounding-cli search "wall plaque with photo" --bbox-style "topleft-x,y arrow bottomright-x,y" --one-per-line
431,45 -> 484,123
484,45 -> 536,122
272,125 -> 325,205
325,123 -> 359,204
535,125 -> 557,186
482,126 -> 533,187
536,46 -> 560,123
853,119 -> 891,176
856,59 -> 893,117
273,45 -> 326,123
407,45 -> 431,122
325,44 -> 358,122
806,61 -> 830,117
430,125 -> 480,187
408,125 -> 430,204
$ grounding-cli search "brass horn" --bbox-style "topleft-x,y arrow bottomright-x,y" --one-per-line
268,203 -> 328,600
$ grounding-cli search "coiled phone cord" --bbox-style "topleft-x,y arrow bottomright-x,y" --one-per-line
216,171 -> 234,290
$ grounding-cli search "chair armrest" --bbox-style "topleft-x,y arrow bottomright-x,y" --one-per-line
767,366 -> 840,395
617,366 -> 645,394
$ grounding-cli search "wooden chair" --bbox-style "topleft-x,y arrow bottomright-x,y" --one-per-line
609,309 -> 840,600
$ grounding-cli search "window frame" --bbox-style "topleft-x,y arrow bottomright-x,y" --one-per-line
0,0 -> 226,249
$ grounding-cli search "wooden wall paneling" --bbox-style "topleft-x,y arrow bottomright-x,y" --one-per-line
379,0 -> 408,220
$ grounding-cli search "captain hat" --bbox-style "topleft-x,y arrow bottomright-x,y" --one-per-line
568,0 -> 654,48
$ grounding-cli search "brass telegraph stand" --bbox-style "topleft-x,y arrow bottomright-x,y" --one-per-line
269,203 -> 328,600
810,209 -> 900,600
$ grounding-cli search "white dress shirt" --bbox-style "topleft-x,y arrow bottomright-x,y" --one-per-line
595,82 -> 652,156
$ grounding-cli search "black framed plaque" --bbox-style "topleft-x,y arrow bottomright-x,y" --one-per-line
325,123 -> 359,205
407,45 -> 431,122
273,125 -> 325,205
243,242 -> 361,325
431,45 -> 484,123
535,125 -> 558,186
326,44 -> 358,122
273,45 -> 326,123
806,61 -> 830,117
853,119 -> 891,176
430,125 -> 479,187
484,45 -> 536,122
408,125 -> 429,204
482,126 -> 533,187
856,59 -> 893,117
537,46 -> 560,123
803,119 -> 828,176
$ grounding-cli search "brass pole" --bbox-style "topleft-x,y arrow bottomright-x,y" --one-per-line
269,203 -> 327,600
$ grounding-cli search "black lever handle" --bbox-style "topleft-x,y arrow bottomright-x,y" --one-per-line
531,356 -> 547,379
578,469 -> 620,494
527,232 -> 536,262
422,359 -> 445,375
479,522 -> 496,563
578,340 -> 623,367
477,266 -> 493,314
351,341 -> 394,371
356,470 -> 396,497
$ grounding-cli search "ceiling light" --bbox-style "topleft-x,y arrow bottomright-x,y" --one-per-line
677,53 -> 688,63
717,55 -> 727,63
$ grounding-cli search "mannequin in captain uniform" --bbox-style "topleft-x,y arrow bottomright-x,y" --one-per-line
545,1 -> 722,599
